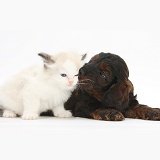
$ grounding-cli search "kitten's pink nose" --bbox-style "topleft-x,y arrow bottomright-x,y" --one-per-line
68,80 -> 73,85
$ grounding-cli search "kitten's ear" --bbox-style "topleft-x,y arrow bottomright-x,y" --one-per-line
38,52 -> 55,64
81,53 -> 87,60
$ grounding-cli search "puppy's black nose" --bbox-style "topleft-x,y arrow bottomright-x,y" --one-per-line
79,68 -> 85,75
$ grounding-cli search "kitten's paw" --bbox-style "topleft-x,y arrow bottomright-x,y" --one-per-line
3,110 -> 17,118
54,110 -> 72,118
22,113 -> 39,120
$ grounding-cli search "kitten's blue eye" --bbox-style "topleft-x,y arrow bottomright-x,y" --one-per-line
61,74 -> 67,77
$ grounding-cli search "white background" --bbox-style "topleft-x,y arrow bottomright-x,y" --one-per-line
0,0 -> 160,160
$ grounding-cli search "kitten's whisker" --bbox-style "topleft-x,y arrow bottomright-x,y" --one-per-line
77,82 -> 86,85
77,81 -> 93,88
79,79 -> 94,83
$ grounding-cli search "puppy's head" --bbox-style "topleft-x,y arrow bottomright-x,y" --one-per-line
78,52 -> 132,111
79,52 -> 129,91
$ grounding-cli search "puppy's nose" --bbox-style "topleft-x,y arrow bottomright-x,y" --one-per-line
79,68 -> 85,75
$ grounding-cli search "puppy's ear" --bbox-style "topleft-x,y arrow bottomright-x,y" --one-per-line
103,80 -> 133,112
38,52 -> 55,64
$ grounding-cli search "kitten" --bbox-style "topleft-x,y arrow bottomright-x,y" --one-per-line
0,52 -> 86,120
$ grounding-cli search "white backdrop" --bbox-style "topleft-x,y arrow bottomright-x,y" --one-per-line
0,30 -> 160,107
0,1 -> 160,160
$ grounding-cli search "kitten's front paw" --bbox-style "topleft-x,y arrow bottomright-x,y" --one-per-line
54,110 -> 72,118
22,113 -> 39,120
3,110 -> 17,118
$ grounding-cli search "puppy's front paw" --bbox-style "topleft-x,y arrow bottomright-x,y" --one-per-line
22,113 -> 39,120
92,109 -> 125,121
124,105 -> 160,120
3,110 -> 17,118
54,110 -> 72,118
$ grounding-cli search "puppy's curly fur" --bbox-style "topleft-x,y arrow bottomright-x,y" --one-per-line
42,52 -> 160,121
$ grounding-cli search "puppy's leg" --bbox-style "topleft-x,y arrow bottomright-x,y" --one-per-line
40,110 -> 54,116
91,108 -> 125,121
124,104 -> 160,120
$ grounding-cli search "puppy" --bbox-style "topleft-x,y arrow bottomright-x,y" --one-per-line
64,52 -> 160,121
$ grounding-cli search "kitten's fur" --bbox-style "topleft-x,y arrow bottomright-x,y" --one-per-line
0,52 -> 86,120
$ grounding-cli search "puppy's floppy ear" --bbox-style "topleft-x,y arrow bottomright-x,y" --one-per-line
103,80 -> 133,112
38,52 -> 55,64
102,53 -> 132,111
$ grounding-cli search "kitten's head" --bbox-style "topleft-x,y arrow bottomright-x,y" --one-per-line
38,52 -> 87,91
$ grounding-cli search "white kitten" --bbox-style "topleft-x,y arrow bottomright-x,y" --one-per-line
0,52 -> 86,120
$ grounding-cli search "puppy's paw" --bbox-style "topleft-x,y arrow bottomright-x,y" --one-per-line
92,109 -> 125,121
124,105 -> 160,120
3,110 -> 17,118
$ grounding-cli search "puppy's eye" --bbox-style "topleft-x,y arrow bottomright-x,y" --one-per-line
75,74 -> 79,76
61,74 -> 67,77
99,71 -> 106,78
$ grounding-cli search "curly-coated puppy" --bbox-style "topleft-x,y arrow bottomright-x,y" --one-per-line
41,52 -> 160,121
63,52 -> 160,121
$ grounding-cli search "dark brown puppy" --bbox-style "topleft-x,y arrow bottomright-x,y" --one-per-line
63,52 -> 160,121
41,52 -> 160,121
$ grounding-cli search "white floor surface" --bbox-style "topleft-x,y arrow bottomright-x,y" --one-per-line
0,116 -> 160,160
